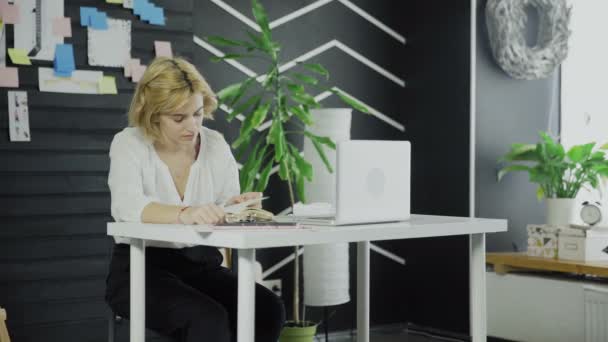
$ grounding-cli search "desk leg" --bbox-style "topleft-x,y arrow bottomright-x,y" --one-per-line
237,248 -> 256,342
130,239 -> 145,342
469,233 -> 486,342
357,241 -> 370,342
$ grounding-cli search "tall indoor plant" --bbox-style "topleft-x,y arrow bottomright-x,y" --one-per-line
498,131 -> 608,224
206,0 -> 368,339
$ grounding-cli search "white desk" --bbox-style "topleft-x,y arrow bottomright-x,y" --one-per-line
107,214 -> 507,342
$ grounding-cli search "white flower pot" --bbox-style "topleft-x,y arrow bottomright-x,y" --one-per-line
546,198 -> 576,226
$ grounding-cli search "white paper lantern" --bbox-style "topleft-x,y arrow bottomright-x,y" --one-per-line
303,108 -> 352,306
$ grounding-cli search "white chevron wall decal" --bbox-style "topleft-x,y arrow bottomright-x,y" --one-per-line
209,0 -> 406,44
260,242 -> 405,280
195,36 -> 405,87
194,35 -> 406,133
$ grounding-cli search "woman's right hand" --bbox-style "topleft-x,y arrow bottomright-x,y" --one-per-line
179,204 -> 225,225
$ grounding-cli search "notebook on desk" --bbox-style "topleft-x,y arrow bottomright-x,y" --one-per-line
276,140 -> 411,226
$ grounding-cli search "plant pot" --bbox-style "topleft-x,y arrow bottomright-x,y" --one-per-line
279,321 -> 318,342
546,198 -> 576,226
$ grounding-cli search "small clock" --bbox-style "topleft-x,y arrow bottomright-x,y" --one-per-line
580,201 -> 603,226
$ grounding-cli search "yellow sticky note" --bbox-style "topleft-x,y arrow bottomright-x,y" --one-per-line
99,76 -> 118,94
7,48 -> 31,65
106,0 -> 123,3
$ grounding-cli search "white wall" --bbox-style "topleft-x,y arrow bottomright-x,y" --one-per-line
561,0 -> 608,216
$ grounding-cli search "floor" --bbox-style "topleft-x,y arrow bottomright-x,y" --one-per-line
316,325 -> 467,342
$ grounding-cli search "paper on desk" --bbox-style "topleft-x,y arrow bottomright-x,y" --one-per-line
88,18 -> 131,67
223,196 -> 269,214
14,0 -> 64,61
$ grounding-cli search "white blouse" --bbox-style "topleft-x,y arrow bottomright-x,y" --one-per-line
107,126 -> 240,248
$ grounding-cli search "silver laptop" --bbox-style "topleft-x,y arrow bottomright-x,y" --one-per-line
296,140 -> 411,226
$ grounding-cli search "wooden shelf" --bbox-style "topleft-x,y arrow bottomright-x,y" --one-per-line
486,252 -> 608,278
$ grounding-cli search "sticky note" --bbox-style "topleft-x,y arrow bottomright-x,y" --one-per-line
52,17 -> 72,37
154,41 -> 172,58
131,64 -> 146,82
80,7 -> 96,26
0,67 -> 18,87
124,58 -> 140,77
0,3 -> 20,24
99,76 -> 118,94
54,44 -> 75,77
7,49 -> 31,65
133,0 -> 147,16
147,6 -> 165,25
90,11 -> 108,30
106,0 -> 124,4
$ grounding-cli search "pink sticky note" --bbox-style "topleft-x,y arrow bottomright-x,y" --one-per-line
0,4 -> 20,24
132,64 -> 147,83
0,67 -> 18,87
124,58 -> 140,77
154,41 -> 173,58
52,17 -> 72,37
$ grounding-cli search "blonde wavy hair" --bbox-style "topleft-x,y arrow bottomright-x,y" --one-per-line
127,57 -> 218,141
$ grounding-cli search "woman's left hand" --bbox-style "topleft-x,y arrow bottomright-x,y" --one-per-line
226,192 -> 263,209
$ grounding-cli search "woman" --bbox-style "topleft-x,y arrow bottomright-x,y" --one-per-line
105,57 -> 285,342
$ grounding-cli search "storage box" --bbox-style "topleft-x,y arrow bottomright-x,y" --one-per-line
558,227 -> 608,262
527,224 -> 563,259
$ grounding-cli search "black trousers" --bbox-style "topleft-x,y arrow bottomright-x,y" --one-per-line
105,244 -> 285,342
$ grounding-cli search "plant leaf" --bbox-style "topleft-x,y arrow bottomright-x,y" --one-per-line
232,102 -> 271,149
304,131 -> 336,149
268,119 -> 286,161
227,95 -> 261,122
293,73 -> 318,85
302,63 -> 329,79
254,159 -> 274,193
217,82 -> 243,103
332,89 -> 369,113
210,53 -> 252,62
567,143 -> 595,163
206,36 -> 250,48
290,144 -> 313,182
228,77 -> 257,107
289,105 -> 314,125
497,165 -> 531,182
536,187 -> 545,201
601,143 -> 608,150
296,172 -> 307,204
290,91 -> 319,107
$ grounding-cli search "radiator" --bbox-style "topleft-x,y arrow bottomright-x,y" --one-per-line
584,285 -> 608,342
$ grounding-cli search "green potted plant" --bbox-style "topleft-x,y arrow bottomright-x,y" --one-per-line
497,131 -> 608,225
206,0 -> 368,340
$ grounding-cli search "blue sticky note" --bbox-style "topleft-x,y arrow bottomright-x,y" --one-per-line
80,7 -> 96,26
90,11 -> 108,30
133,0 -> 148,16
54,44 -> 75,77
148,6 -> 165,25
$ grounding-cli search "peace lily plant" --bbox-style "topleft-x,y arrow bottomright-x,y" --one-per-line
498,132 -> 608,200
498,131 -> 608,225
206,0 -> 368,337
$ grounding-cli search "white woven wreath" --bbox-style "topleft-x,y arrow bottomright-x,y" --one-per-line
486,0 -> 571,80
